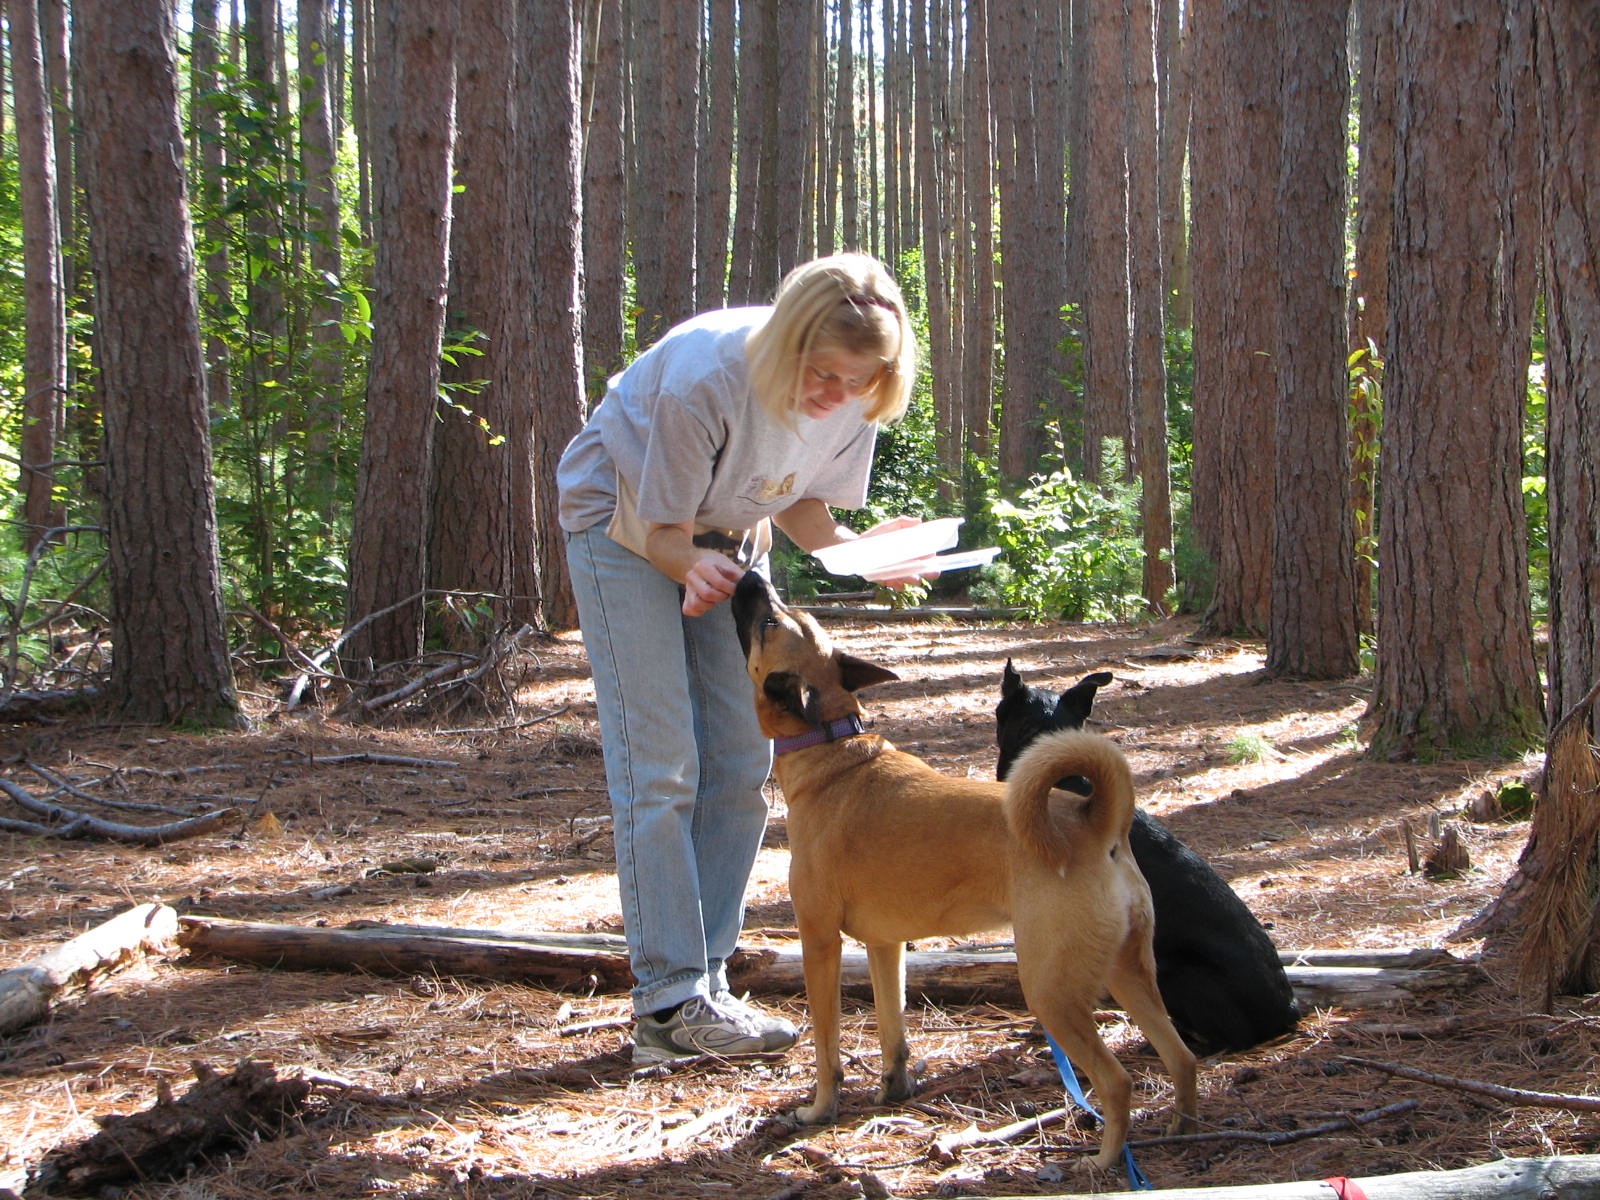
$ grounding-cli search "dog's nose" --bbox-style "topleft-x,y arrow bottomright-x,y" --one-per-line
732,571 -> 775,657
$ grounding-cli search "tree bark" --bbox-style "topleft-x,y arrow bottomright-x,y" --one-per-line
581,0 -> 625,399
7,0 -> 68,551
1200,0 -> 1279,637
428,0 -> 518,646
1370,0 -> 1542,759
297,0 -> 347,517
1186,0 -> 1225,588
1125,0 -> 1174,614
189,0 -> 233,416
522,0 -> 585,631
1268,0 -> 1359,680
1080,0 -> 1131,484
992,0 -> 1065,481
961,0 -> 995,460
75,0 -> 242,728
697,0 -> 736,310
656,0 -> 699,329
1157,0 -> 1192,331
345,0 -> 460,669
1537,0 -> 1600,742
910,0 -> 958,489
770,0 -> 814,279
1347,0 -> 1397,638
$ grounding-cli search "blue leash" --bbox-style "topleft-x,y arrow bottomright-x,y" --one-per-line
1043,1030 -> 1153,1191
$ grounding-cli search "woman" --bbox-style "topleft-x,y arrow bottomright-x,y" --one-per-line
557,252 -> 920,1063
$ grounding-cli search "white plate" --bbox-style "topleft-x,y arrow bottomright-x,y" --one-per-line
860,545 -> 1001,581
811,517 -> 964,576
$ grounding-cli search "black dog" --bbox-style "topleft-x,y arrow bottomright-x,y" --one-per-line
996,661 -> 1300,1054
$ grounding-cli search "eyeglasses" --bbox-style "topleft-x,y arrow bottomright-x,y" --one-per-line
805,362 -> 879,394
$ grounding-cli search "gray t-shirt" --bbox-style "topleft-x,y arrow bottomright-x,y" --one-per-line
557,306 -> 878,535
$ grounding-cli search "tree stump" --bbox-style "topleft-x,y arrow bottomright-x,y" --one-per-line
25,1059 -> 311,1197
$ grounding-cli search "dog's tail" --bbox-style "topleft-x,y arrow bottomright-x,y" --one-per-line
1004,729 -> 1134,867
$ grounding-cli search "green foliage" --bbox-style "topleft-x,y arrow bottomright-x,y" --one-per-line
1496,780 -> 1535,820
187,40 -> 370,621
968,441 -> 1147,622
1522,330 -> 1549,621
1349,340 -> 1383,580
1226,732 -> 1275,765
0,528 -> 112,690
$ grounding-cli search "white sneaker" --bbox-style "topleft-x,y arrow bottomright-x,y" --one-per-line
633,994 -> 799,1064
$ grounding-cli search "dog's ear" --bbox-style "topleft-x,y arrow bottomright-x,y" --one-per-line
1001,658 -> 1025,699
762,670 -> 818,723
1054,670 -> 1114,729
836,652 -> 899,694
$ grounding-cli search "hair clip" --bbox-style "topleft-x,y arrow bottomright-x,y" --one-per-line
845,292 -> 897,313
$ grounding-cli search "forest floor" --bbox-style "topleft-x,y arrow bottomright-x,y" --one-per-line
2,604 -> 1597,1199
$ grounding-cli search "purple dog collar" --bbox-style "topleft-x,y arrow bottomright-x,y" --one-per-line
773,714 -> 867,757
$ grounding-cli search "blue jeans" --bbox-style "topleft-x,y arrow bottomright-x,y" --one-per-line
564,525 -> 774,1016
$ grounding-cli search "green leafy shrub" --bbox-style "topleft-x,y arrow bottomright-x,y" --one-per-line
969,443 -> 1147,622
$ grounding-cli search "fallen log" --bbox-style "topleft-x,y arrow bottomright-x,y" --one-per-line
0,903 -> 180,1035
985,1155 -> 1600,1199
176,918 -> 1484,1012
178,917 -> 637,993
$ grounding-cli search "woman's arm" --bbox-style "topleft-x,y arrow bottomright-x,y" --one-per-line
771,498 -> 856,552
645,521 -> 745,617
776,500 -> 930,590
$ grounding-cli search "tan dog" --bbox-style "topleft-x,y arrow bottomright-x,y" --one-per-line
731,573 -> 1197,1169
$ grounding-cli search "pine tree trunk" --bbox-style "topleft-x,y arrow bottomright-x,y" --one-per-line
1371,0 -> 1542,759
428,0 -> 517,644
522,0 -> 585,632
581,0 -> 626,397
1128,0 -> 1174,614
346,0 -> 460,670
697,0 -> 735,310
7,0 -> 68,550
1081,0 -> 1131,484
297,0 -> 346,518
75,0 -> 242,728
1537,0 -> 1600,742
961,0 -> 995,460
1267,0 -> 1358,679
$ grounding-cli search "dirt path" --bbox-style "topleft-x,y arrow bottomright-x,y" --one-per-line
3,613 -> 1586,1199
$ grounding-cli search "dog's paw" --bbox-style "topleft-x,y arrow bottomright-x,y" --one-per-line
875,1066 -> 916,1104
1165,1110 -> 1198,1136
795,1099 -> 839,1125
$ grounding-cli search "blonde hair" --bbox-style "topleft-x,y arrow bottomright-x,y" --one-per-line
745,252 -> 916,425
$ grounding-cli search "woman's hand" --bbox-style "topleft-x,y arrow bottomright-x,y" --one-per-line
681,549 -> 744,616
644,521 -> 747,616
855,514 -> 938,591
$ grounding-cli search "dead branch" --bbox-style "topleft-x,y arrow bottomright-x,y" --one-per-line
0,903 -> 179,1035
1340,1055 -> 1600,1112
0,776 -> 238,844
327,621 -> 532,720
25,761 -> 198,817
